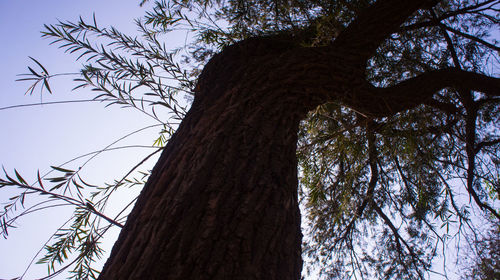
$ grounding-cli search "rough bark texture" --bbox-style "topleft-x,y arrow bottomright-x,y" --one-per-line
97,0 -> 499,279
98,37 -> 317,279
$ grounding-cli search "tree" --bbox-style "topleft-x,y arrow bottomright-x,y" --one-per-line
1,0 -> 499,279
461,224 -> 500,280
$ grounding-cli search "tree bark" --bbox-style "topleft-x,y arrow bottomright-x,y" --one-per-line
98,37 -> 318,279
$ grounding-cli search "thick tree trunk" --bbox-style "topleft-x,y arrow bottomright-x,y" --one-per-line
98,37 -> 318,279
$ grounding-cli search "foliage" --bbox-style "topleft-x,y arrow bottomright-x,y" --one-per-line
0,161 -> 153,279
1,0 -> 499,279
296,1 -> 500,278
460,225 -> 500,280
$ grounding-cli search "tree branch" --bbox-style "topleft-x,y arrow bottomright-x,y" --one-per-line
339,120 -> 378,241
332,0 -> 433,67
362,69 -> 500,117
475,138 -> 500,154
401,0 -> 499,32
373,203 -> 426,279
442,25 -> 500,52
429,8 -> 461,68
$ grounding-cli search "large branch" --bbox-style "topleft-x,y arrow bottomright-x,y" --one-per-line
332,0 -> 436,67
349,69 -> 500,117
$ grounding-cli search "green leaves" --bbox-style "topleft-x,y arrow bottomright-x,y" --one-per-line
0,165 -> 128,278
40,14 -> 190,125
37,207 -> 104,280
16,57 -> 53,95
299,87 -> 499,278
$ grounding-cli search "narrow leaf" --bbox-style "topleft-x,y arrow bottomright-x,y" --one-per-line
43,79 -> 53,94
37,170 -> 45,190
29,56 -> 49,75
51,166 -> 74,173
14,169 -> 27,185
28,66 -> 41,77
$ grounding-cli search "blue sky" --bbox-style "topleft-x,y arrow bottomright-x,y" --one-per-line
0,1 -> 165,278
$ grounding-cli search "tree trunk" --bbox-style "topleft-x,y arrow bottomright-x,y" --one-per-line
98,37 -> 318,280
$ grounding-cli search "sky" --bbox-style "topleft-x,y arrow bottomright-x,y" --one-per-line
0,1 -> 166,279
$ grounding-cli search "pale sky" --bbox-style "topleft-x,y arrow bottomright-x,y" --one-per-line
0,1 -> 165,278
